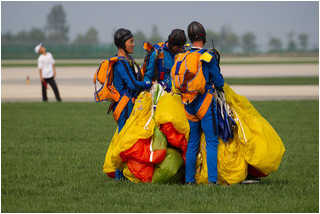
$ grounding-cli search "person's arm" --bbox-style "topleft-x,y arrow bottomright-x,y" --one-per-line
38,58 -> 44,82
116,60 -> 151,91
204,57 -> 224,91
50,53 -> 56,78
38,69 -> 44,82
143,50 -> 156,83
53,64 -> 56,78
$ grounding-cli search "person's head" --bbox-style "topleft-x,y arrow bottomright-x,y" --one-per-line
34,43 -> 46,54
114,28 -> 134,54
168,29 -> 186,54
187,21 -> 206,45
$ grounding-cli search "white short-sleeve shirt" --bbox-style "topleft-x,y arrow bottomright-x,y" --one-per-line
37,52 -> 55,78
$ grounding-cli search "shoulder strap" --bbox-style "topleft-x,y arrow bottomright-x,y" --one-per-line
119,58 -> 143,90
153,43 -> 166,81
143,42 -> 154,52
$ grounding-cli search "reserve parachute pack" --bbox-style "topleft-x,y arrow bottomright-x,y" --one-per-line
140,42 -> 166,81
93,56 -> 143,103
93,56 -> 121,103
171,49 -> 216,104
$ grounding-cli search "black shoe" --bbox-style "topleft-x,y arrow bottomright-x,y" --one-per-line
208,181 -> 219,185
240,176 -> 261,185
185,182 -> 196,185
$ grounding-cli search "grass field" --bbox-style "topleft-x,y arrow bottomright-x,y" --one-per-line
225,76 -> 319,85
1,100 -> 319,212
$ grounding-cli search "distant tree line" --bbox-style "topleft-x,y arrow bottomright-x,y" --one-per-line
2,4 -> 318,59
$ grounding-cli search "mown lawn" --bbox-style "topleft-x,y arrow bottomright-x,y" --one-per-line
225,76 -> 319,85
1,100 -> 319,212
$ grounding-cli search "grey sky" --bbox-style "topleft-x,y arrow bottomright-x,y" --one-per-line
1,1 -> 319,49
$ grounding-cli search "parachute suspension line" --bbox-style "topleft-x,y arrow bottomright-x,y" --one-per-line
215,90 -> 225,120
144,102 -> 154,130
216,91 -> 223,119
231,106 -> 247,143
144,83 -> 165,130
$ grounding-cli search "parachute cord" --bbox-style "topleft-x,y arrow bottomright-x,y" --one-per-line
215,90 -> 225,119
144,84 -> 165,130
231,107 -> 247,143
144,98 -> 154,130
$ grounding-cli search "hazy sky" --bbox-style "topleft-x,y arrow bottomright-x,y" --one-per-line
1,1 -> 319,49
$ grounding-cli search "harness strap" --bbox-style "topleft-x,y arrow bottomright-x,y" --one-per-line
184,109 -> 200,122
119,59 -> 143,90
184,91 -> 214,122
113,95 -> 130,123
154,45 -> 165,81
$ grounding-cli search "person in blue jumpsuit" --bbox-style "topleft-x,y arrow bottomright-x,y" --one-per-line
113,28 -> 152,132
112,28 -> 152,180
143,29 -> 186,92
184,21 -> 224,185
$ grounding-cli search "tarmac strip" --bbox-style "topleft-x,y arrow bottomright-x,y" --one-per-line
1,84 -> 318,102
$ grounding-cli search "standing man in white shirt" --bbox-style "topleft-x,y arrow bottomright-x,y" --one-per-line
35,43 -> 62,102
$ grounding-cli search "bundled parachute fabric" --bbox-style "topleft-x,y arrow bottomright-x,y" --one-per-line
103,83 -> 285,184
195,84 -> 285,184
119,126 -> 168,183
103,85 -> 187,183
195,131 -> 247,185
152,148 -> 184,184
155,93 -> 190,163
102,91 -> 156,179
223,84 -> 285,176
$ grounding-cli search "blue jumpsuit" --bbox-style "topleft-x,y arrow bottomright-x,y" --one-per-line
113,57 -> 147,133
113,56 -> 147,180
184,48 -> 224,183
143,42 -> 175,90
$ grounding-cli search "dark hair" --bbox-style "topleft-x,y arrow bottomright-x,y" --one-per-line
168,29 -> 186,50
187,21 -> 206,44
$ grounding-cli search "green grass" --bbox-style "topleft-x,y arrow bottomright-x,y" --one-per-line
1,101 -> 319,212
225,76 -> 319,85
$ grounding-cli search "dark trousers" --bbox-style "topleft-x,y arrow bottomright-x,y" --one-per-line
42,77 -> 61,102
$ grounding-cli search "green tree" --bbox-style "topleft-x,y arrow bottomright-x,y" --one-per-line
85,27 -> 99,45
298,33 -> 308,51
46,4 -> 69,44
268,37 -> 282,53
287,32 -> 296,52
73,27 -> 99,45
1,32 -> 15,44
149,25 -> 163,44
225,32 -> 239,53
28,28 -> 46,44
241,32 -> 257,54
287,41 -> 297,52
205,30 -> 221,50
213,25 -> 239,53
134,30 -> 147,46
15,30 -> 29,44
219,25 -> 228,52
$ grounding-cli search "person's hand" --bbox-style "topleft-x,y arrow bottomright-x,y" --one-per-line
159,81 -> 168,89
144,81 -> 152,89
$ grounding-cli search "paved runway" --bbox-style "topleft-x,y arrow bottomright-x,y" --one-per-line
1,64 -> 319,102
